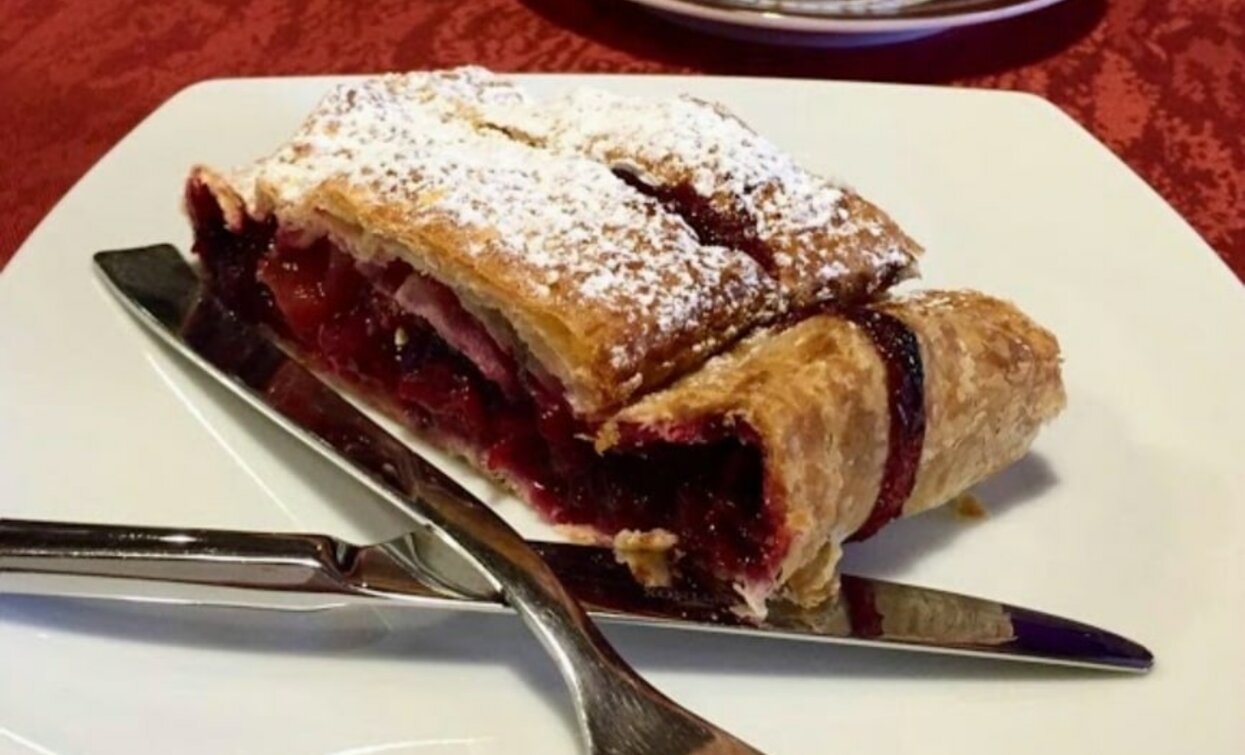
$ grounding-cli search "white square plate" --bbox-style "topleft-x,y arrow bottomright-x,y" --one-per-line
1,74 -> 1243,755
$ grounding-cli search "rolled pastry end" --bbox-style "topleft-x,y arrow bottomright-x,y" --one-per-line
601,290 -> 1065,610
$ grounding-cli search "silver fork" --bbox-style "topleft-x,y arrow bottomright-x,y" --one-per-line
92,246 -> 762,755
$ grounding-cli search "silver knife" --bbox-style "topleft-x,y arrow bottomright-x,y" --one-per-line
1,515 -> 1152,672
26,243 -> 1148,674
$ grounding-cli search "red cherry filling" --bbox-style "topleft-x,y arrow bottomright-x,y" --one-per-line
187,182 -> 787,580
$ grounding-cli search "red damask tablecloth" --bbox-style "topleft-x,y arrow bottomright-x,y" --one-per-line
1,0 -> 1241,279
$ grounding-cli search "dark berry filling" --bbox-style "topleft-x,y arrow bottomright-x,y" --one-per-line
186,182 -> 787,580
842,308 -> 926,542
612,171 -> 777,274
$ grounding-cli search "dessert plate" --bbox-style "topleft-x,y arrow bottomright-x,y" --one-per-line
1,74 -> 1243,755
624,0 -> 1071,47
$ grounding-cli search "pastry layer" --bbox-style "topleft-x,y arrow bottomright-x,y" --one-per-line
193,67 -> 919,419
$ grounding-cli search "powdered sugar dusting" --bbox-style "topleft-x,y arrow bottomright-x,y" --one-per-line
479,85 -> 918,305
485,87 -> 844,235
228,68 -> 774,391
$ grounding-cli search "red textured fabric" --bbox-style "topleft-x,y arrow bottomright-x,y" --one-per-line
1,0 -> 1241,280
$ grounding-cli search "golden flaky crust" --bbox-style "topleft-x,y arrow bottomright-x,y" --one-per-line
188,67 -> 918,418
600,290 -> 1065,608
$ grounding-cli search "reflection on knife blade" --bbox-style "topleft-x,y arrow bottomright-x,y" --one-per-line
83,244 -> 1153,673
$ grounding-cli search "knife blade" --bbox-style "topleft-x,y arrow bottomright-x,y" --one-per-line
83,244 -> 1152,673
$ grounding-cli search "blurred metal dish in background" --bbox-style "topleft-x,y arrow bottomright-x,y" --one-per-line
622,0 -> 1073,46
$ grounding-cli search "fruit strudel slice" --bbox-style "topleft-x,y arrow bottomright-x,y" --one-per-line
185,68 -> 1063,612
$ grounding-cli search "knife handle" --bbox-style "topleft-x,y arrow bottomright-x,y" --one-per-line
0,518 -> 371,610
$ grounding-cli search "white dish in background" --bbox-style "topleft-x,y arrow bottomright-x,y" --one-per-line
1,74 -> 1243,755
624,0 -> 1071,47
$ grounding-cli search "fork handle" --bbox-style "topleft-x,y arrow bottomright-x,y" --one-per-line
0,518 -> 372,610
0,516 -> 762,753
1,518 -> 758,749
